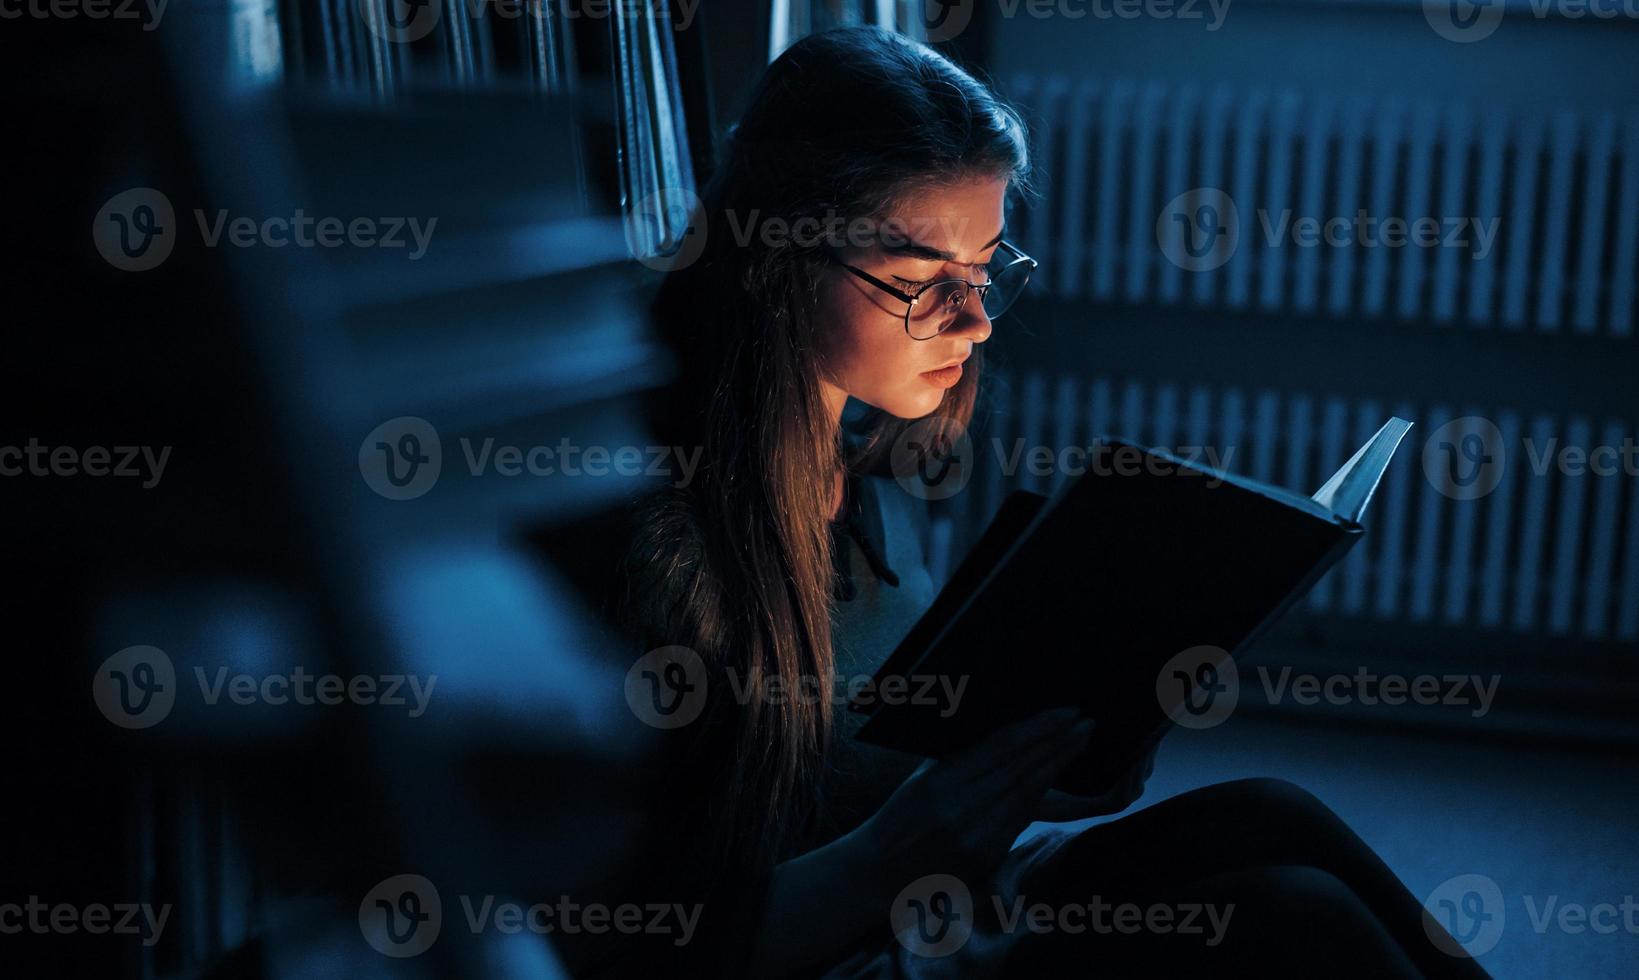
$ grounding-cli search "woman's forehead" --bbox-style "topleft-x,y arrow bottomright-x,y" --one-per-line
879,177 -> 1008,263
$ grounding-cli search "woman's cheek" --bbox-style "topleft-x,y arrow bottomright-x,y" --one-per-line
866,332 -> 937,413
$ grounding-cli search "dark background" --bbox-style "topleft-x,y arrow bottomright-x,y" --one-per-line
3,0 -> 1635,976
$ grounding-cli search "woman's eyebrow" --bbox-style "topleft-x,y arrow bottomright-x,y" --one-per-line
883,227 -> 1006,264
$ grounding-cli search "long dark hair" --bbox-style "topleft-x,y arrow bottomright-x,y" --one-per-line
624,25 -> 1031,874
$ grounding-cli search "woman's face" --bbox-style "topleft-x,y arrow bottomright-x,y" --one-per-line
817,176 -> 1006,420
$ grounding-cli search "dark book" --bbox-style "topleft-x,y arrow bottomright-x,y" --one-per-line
851,418 -> 1413,796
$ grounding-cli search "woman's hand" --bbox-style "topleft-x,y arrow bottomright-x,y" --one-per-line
753,709 -> 1094,977
857,707 -> 1097,880
1030,728 -> 1163,823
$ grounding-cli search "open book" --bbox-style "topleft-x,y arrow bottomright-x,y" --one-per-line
850,418 -> 1413,795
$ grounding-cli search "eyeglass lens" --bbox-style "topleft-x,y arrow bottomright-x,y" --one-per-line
906,256 -> 1032,339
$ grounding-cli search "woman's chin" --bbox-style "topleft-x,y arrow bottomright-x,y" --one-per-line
886,389 -> 946,420
845,384 -> 946,421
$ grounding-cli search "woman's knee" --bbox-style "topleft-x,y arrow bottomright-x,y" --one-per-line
1218,776 -> 1343,828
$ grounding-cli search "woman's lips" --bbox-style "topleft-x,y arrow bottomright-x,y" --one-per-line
920,363 -> 964,389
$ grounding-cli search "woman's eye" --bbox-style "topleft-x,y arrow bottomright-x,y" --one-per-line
894,276 -> 935,292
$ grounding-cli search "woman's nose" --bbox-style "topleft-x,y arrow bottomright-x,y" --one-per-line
947,299 -> 993,344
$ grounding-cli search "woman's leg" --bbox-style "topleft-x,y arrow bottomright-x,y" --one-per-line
1010,777 -> 1491,979
1009,864 -> 1422,978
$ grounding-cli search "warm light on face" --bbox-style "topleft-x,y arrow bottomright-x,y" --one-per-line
818,176 -> 1010,420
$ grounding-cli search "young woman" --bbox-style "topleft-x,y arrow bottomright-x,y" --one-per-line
599,26 -> 1492,980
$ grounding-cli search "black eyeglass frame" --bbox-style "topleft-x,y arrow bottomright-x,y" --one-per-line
835,239 -> 1039,340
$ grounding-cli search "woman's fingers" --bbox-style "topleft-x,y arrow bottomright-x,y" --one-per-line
906,710 -> 1098,839
947,716 -> 1096,826
997,717 -> 1096,804
1032,790 -> 1089,823
939,707 -> 1083,783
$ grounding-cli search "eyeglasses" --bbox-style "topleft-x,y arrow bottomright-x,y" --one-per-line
835,239 -> 1038,341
